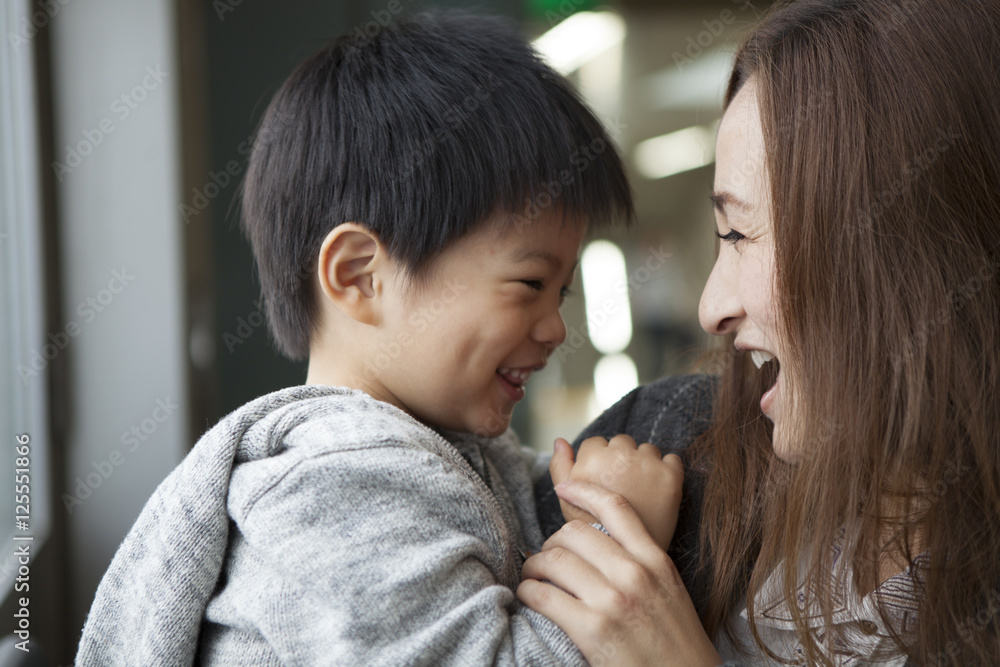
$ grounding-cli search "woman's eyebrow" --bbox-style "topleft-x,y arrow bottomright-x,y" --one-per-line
709,190 -> 751,213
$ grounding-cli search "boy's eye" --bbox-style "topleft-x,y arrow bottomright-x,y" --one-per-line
715,228 -> 747,245
519,281 -> 573,304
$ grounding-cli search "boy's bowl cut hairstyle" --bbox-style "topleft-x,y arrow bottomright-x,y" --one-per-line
241,11 -> 633,361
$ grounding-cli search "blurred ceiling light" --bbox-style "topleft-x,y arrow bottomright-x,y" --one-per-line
634,124 -> 717,180
593,353 -> 639,410
645,50 -> 734,110
581,240 -> 632,355
532,11 -> 626,75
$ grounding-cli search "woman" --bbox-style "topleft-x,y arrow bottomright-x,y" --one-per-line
520,1 -> 1000,665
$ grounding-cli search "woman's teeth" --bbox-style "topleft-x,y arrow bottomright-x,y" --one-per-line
750,350 -> 775,370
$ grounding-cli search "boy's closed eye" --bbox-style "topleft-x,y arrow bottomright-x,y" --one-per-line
519,280 -> 574,304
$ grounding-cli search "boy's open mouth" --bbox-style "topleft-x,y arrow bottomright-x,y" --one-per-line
496,366 -> 541,400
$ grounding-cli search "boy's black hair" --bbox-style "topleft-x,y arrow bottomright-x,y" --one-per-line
242,10 -> 634,361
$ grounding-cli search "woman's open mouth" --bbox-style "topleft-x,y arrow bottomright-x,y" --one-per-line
751,350 -> 781,417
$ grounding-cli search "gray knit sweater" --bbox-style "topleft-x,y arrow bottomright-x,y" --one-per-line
76,385 -> 584,666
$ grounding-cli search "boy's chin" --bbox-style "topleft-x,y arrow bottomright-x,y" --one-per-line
468,410 -> 514,439
420,409 -> 511,439
473,423 -> 511,439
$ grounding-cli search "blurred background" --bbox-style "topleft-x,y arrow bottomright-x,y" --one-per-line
0,0 -> 772,662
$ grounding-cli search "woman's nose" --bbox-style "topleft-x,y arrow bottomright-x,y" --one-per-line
699,258 -> 744,336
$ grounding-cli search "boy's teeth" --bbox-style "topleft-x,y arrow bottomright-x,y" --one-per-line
499,368 -> 532,385
751,350 -> 775,369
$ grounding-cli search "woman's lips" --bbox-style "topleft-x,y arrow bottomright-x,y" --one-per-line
760,372 -> 779,418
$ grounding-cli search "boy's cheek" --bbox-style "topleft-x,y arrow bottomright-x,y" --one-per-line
406,311 -> 428,331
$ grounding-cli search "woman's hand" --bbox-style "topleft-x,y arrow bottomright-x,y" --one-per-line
517,480 -> 723,667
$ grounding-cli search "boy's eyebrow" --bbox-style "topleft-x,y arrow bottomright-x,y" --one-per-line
511,249 -> 563,268
709,190 -> 751,213
510,249 -> 580,277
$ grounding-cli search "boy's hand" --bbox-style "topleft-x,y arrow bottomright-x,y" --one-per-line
549,435 -> 683,551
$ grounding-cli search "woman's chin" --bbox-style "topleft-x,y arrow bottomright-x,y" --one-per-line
770,424 -> 800,463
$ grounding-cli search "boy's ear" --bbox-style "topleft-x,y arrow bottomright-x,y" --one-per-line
317,223 -> 388,325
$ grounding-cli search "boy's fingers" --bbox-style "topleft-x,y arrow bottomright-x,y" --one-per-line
549,438 -> 575,486
607,434 -> 638,450
637,442 -> 660,458
662,452 -> 684,472
577,436 -> 610,457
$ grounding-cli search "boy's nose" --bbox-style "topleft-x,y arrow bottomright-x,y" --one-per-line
533,307 -> 568,350
699,259 -> 743,336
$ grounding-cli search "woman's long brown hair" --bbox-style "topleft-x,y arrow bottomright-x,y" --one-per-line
693,1 -> 1000,664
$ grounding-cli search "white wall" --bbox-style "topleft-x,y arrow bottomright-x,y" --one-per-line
0,0 -> 53,601
49,0 -> 188,626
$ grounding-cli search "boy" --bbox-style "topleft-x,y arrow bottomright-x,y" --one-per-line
77,12 -> 680,665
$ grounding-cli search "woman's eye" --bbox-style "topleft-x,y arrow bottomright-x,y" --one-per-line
715,228 -> 747,245
521,280 -> 544,291
559,286 -> 573,299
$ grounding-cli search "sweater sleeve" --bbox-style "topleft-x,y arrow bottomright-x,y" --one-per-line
208,442 -> 586,667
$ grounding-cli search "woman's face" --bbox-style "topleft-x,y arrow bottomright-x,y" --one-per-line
699,78 -> 796,460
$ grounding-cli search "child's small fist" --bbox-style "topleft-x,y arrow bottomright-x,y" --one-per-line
549,434 -> 683,551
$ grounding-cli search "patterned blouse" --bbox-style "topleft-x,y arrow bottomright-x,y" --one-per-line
716,543 -> 923,666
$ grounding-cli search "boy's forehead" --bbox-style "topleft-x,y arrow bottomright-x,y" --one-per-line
490,210 -> 588,245
488,217 -> 586,271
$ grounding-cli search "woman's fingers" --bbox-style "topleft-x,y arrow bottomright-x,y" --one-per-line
523,488 -> 723,667
522,516 -> 720,667
516,578 -> 606,658
518,528 -> 607,652
526,521 -> 622,584
516,577 -> 593,629
518,527 -> 649,664
520,524 -> 612,597
554,480 -> 674,568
